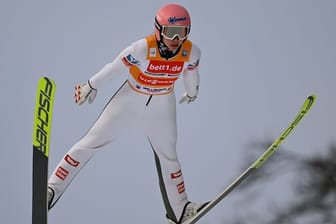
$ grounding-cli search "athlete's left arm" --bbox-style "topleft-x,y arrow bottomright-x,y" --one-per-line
179,44 -> 201,104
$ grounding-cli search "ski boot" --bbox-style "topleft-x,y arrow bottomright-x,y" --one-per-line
167,201 -> 208,224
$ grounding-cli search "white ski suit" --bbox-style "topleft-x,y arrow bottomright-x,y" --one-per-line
48,34 -> 201,222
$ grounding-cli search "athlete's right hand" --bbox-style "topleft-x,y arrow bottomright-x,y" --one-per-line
74,80 -> 97,105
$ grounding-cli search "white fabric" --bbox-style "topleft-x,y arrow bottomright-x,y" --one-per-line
48,35 -> 201,222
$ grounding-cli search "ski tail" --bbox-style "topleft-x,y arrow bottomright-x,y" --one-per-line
32,77 -> 56,224
186,94 -> 317,224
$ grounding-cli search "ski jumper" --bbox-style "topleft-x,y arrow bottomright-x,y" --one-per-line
48,34 -> 201,222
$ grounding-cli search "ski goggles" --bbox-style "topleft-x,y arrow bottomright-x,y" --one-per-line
161,26 -> 190,40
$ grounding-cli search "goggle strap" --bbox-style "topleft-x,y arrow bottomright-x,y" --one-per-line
154,17 -> 162,31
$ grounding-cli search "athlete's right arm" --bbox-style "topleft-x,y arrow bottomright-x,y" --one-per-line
88,47 -> 132,89
74,39 -> 147,105
89,39 -> 147,89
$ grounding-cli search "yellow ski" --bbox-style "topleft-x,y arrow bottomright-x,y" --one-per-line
186,94 -> 316,224
32,77 -> 56,224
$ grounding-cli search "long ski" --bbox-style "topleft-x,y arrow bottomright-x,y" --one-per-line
32,77 -> 56,224
186,94 -> 316,224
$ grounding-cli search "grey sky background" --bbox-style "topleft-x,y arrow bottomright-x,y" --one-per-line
1,0 -> 335,223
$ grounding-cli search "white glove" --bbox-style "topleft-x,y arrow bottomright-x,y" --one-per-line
74,81 -> 97,105
179,93 -> 197,104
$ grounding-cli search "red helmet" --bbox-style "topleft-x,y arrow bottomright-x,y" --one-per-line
154,4 -> 191,41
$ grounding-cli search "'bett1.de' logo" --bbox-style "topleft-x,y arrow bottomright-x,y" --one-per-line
147,60 -> 183,74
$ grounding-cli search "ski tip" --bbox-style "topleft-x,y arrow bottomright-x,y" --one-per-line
307,94 -> 317,105
299,94 -> 316,114
308,94 -> 317,100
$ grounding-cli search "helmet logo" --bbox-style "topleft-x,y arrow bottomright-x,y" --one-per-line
168,16 -> 187,24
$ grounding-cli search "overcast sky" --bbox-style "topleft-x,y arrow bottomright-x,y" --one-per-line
1,0 -> 335,223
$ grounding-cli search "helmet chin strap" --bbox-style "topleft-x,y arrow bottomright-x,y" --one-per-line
156,36 -> 183,59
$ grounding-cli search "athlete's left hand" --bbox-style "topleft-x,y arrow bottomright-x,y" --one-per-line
179,93 -> 197,104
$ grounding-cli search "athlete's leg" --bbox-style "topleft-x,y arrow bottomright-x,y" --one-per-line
48,82 -> 141,208
144,92 -> 189,222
